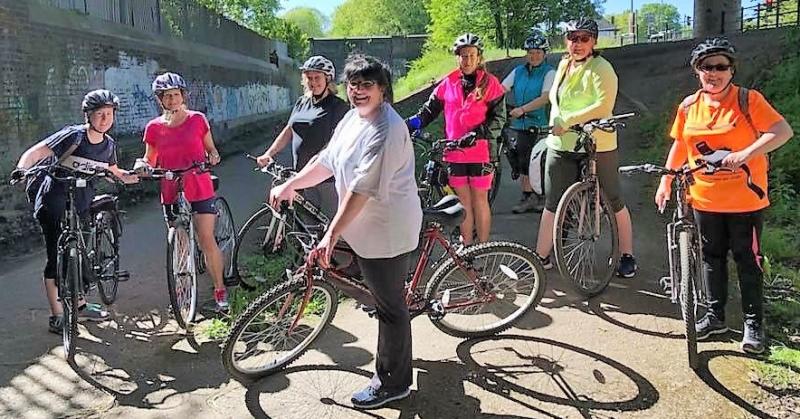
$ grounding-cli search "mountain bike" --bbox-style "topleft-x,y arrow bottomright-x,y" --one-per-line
619,149 -> 739,370
141,162 -> 236,329
230,155 -> 330,290
12,165 -> 129,359
413,130 -> 502,209
552,113 -> 635,297
221,195 -> 546,382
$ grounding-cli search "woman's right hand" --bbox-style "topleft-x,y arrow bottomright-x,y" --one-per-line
256,153 -> 274,168
654,179 -> 672,213
269,182 -> 296,209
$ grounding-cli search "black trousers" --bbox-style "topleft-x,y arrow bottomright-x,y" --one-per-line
695,209 -> 765,324
356,251 -> 413,391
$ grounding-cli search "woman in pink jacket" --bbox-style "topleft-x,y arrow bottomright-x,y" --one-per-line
407,33 -> 507,244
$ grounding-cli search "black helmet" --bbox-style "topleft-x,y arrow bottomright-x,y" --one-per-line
81,89 -> 120,113
690,37 -> 736,68
523,30 -> 550,51
565,18 -> 599,38
453,33 -> 483,55
299,55 -> 336,80
152,72 -> 187,93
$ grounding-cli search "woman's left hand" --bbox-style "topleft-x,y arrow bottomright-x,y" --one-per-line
552,125 -> 566,136
312,229 -> 340,269
509,107 -> 525,118
722,150 -> 751,169
120,172 -> 140,185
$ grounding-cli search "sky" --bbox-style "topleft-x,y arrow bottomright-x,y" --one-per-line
279,0 -> 762,20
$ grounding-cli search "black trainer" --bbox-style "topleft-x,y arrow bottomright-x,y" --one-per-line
617,253 -> 638,278
351,385 -> 411,410
741,320 -> 767,354
48,315 -> 64,335
696,313 -> 728,340
535,253 -> 553,270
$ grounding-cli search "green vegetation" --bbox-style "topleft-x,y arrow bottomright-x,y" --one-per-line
329,0 -> 429,37
282,7 -> 328,38
605,3 -> 684,40
394,48 -> 524,100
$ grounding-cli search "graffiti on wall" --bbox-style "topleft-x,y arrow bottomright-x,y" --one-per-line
103,52 -> 291,134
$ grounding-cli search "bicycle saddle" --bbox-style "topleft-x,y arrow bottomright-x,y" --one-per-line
423,195 -> 466,227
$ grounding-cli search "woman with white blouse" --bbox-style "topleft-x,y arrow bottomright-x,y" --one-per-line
270,54 -> 422,410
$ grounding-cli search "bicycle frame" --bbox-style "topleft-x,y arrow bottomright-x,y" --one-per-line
664,171 -> 707,306
287,221 -> 493,334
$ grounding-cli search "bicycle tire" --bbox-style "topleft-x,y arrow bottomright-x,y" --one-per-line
232,206 -> 287,290
488,146 -> 503,207
221,275 -> 338,382
96,211 -> 120,305
214,197 -> 237,280
167,224 -> 197,329
679,230 -> 699,370
553,181 -> 619,297
58,243 -> 80,360
424,241 -> 545,338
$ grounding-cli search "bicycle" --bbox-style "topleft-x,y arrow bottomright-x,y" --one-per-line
619,149 -> 738,370
140,162 -> 236,329
11,165 -> 129,359
231,155 -> 330,290
221,195 -> 546,382
413,130 -> 502,209
552,112 -> 636,297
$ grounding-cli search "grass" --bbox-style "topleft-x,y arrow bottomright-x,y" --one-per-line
394,47 -> 525,101
754,346 -> 800,390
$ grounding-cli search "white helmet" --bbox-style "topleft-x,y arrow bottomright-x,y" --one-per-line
299,55 -> 336,80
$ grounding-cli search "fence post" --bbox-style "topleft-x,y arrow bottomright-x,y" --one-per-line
155,0 -> 162,33
776,0 -> 780,28
757,4 -> 761,29
740,7 -> 744,32
721,11 -> 726,34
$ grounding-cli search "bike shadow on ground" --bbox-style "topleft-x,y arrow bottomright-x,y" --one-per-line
237,334 -> 659,418
694,349 -> 790,419
537,266 -> 687,340
64,307 -> 229,409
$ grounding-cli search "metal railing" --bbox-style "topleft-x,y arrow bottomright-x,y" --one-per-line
740,0 -> 800,31
39,0 -> 279,60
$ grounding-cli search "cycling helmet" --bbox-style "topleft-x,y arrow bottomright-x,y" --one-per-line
564,18 -> 599,38
81,89 -> 120,113
299,55 -> 336,80
152,72 -> 187,93
690,37 -> 736,68
453,33 -> 484,55
523,30 -> 550,51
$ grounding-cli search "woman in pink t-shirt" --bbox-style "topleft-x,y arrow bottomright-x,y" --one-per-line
135,72 -> 228,311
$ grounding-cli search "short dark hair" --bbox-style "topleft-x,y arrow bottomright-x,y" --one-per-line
342,54 -> 394,103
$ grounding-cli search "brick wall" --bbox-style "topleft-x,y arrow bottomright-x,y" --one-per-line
0,0 -> 300,254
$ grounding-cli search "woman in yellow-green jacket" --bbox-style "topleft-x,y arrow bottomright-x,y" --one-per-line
533,17 -> 637,279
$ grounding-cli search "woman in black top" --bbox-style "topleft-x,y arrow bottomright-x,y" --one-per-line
256,55 -> 350,217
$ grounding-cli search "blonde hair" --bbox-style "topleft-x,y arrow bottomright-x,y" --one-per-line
302,73 -> 337,97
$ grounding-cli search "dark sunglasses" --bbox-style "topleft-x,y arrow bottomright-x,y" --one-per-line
567,33 -> 593,43
698,63 -> 732,72
347,80 -> 377,90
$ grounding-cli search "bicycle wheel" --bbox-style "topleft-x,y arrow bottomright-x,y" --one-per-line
553,181 -> 619,297
424,241 -> 545,338
57,243 -> 80,360
214,197 -> 237,280
678,230 -> 699,370
166,224 -> 197,329
96,211 -> 120,305
222,275 -> 338,382
488,147 -> 503,207
233,206 -> 288,290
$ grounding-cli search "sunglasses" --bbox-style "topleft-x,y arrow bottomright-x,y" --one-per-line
698,64 -> 732,72
347,80 -> 377,90
567,33 -> 593,43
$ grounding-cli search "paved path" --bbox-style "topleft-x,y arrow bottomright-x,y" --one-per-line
0,97 -> 775,419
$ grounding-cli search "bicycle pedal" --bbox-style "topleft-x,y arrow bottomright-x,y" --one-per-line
356,303 -> 377,318
429,300 -> 445,320
116,270 -> 130,282
659,276 -> 672,294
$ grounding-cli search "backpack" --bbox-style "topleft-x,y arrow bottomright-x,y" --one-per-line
25,129 -> 82,205
528,139 -> 548,196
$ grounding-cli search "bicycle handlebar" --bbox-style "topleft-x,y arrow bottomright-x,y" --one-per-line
139,161 -> 210,180
10,164 -> 117,186
244,154 -> 296,180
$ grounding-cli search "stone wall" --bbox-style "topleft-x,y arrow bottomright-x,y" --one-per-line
310,35 -> 428,79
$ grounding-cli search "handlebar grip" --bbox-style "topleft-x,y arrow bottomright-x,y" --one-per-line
618,165 -> 642,174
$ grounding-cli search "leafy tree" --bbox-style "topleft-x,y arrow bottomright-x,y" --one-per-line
329,0 -> 429,37
605,3 -> 682,40
195,0 -> 309,57
283,7 -> 328,38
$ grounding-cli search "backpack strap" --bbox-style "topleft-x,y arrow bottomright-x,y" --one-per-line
738,87 -> 760,139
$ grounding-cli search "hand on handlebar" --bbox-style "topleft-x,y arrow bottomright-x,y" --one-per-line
256,153 -> 274,168
552,125 -> 566,136
654,179 -> 672,214
269,182 -> 297,210
133,158 -> 152,176
310,229 -> 340,269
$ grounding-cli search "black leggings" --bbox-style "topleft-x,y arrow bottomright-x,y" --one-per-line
37,209 -> 62,280
695,209 -> 764,323
356,251 -> 413,391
